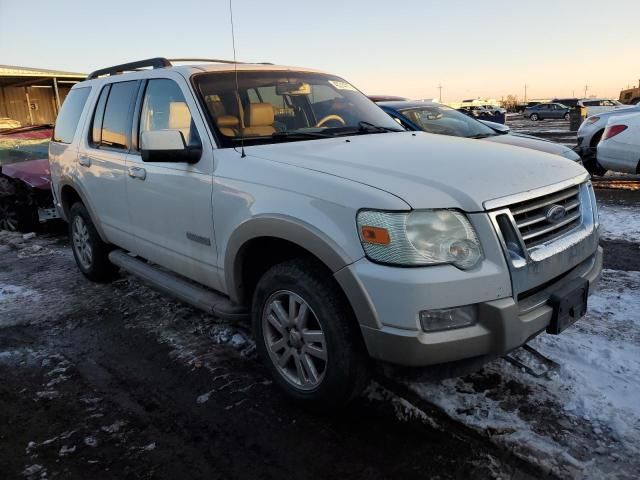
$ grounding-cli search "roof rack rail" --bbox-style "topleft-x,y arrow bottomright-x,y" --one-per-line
168,58 -> 273,65
87,57 -> 171,80
87,57 -> 275,80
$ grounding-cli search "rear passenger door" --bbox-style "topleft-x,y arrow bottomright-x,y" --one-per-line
125,76 -> 220,291
76,80 -> 139,252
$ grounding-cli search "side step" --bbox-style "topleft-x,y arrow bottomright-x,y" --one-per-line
108,250 -> 248,321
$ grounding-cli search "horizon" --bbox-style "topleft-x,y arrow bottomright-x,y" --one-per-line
1,0 -> 639,102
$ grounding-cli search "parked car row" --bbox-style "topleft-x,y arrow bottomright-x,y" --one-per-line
46,57 -> 601,408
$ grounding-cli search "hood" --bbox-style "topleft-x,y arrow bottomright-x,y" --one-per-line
246,131 -> 586,211
1,158 -> 51,189
483,132 -> 578,159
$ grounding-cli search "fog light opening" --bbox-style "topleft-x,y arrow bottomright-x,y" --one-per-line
419,305 -> 477,332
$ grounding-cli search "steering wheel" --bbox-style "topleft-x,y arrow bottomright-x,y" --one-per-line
315,114 -> 346,127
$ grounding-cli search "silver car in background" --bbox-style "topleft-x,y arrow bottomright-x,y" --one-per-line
576,104 -> 640,175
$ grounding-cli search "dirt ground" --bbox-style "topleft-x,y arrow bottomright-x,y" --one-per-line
0,228 -> 546,480
1,118 -> 638,479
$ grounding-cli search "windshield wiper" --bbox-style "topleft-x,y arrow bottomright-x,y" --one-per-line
271,130 -> 333,140
357,121 -> 403,133
467,133 -> 495,139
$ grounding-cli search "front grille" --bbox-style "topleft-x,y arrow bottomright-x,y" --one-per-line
507,185 -> 582,249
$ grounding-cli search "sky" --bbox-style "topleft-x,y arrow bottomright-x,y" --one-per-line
1,0 -> 639,102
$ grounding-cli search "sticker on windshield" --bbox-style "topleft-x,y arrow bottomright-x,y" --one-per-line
329,80 -> 357,92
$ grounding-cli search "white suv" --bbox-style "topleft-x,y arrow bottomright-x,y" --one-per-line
49,58 -> 602,408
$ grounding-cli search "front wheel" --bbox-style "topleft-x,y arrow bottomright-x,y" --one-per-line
252,259 -> 370,409
564,113 -> 570,120
69,202 -> 119,282
530,113 -> 539,121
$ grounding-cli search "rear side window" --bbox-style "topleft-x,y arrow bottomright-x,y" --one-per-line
98,81 -> 138,150
52,87 -> 91,143
91,85 -> 110,145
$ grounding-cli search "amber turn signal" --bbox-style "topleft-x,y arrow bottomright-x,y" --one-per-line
360,226 -> 390,245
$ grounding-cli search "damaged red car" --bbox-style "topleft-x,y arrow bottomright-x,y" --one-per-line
0,125 -> 59,231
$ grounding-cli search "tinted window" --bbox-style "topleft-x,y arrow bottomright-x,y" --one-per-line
90,85 -> 110,145
583,100 -> 599,106
52,87 -> 91,143
101,81 -> 137,150
139,79 -> 197,146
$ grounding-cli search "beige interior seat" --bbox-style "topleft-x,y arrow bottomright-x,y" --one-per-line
243,103 -> 275,136
216,115 -> 240,137
168,102 -> 192,143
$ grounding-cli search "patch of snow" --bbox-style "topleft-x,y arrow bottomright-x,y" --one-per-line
58,445 -> 76,456
101,420 -> 126,434
406,268 -> 640,478
598,204 -> 640,242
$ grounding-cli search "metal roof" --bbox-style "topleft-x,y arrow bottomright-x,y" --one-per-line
0,65 -> 86,78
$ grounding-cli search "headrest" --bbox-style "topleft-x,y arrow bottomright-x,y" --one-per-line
217,115 -> 240,128
168,102 -> 191,130
247,103 -> 274,127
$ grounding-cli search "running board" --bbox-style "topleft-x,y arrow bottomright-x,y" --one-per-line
108,250 -> 248,321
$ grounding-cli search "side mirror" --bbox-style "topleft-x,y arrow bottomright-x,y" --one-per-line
140,129 -> 202,164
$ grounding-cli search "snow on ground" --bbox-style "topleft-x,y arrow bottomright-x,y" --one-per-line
407,268 -> 640,479
598,204 -> 640,242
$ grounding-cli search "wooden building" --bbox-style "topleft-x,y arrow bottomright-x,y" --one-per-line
0,65 -> 86,126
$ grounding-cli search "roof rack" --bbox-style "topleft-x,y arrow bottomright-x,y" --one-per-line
87,57 -> 273,80
87,57 -> 171,80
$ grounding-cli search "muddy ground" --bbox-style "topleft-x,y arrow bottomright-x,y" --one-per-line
0,228 -> 546,479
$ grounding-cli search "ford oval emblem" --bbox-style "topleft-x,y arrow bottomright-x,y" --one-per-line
545,204 -> 567,223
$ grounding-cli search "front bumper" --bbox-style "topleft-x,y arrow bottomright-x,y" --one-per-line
356,247 -> 602,367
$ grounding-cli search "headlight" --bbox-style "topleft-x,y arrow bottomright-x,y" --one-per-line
357,209 -> 483,269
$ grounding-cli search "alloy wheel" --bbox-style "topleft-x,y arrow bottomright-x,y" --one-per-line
72,215 -> 93,270
0,200 -> 18,231
262,290 -> 328,391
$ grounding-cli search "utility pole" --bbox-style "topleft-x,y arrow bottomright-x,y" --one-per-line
524,83 -> 528,103
584,85 -> 589,98
437,83 -> 443,103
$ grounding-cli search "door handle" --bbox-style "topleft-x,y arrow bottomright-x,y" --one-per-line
127,166 -> 147,181
78,155 -> 92,167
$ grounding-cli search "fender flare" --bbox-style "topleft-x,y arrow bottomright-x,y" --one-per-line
58,179 -> 109,242
224,214 -> 357,304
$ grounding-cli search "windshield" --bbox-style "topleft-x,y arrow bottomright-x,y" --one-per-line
399,104 -> 496,138
194,71 -> 403,146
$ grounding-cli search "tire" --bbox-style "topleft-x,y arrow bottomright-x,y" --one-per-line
252,258 -> 370,410
530,113 -> 539,121
68,202 -> 119,282
583,158 -> 608,176
564,113 -> 570,120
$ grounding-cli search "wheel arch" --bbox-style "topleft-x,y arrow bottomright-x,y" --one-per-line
59,181 -> 109,242
224,215 -> 358,306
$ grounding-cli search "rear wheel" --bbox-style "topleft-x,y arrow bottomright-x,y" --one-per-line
252,259 -> 370,409
0,197 -> 18,231
583,131 -> 608,176
69,202 -> 119,282
564,113 -> 570,120
530,113 -> 539,121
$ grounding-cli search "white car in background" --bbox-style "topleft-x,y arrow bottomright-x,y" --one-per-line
578,98 -> 633,117
576,104 -> 640,175
597,112 -> 640,174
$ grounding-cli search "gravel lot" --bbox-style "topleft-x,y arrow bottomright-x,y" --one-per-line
1,120 -> 638,479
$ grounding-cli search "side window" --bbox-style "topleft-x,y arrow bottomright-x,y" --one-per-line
101,81 -> 138,150
52,87 -> 91,144
139,79 -> 196,146
90,85 -> 110,146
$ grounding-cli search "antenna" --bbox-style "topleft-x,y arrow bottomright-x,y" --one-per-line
229,0 -> 245,158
